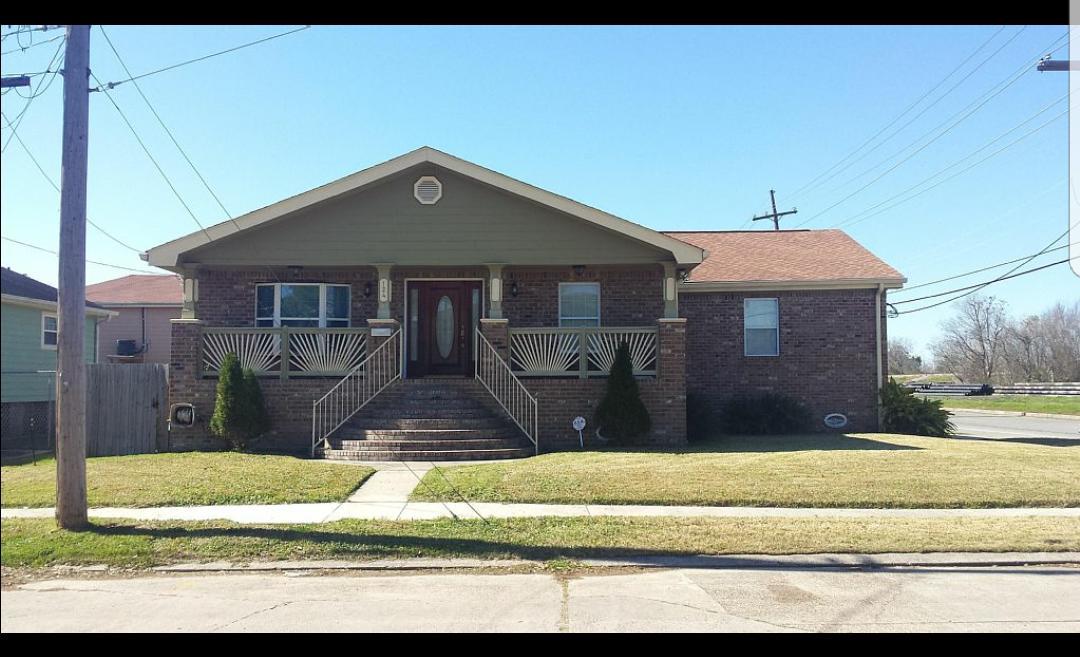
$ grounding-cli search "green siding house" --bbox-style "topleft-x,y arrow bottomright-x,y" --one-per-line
1,268 -> 114,449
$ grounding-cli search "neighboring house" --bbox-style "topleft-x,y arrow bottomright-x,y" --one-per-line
1,267 -> 114,450
86,274 -> 183,364
146,147 -> 903,458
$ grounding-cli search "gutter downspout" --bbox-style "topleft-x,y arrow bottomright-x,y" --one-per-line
875,283 -> 885,431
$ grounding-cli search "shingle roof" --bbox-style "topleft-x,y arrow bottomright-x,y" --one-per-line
85,274 -> 183,305
665,229 -> 904,285
1,267 -> 108,309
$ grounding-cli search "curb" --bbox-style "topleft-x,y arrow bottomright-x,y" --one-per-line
943,408 -> 1079,421
106,552 -> 1075,573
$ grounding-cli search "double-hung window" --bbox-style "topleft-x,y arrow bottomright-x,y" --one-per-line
41,313 -> 58,349
744,298 -> 779,356
255,283 -> 350,328
559,282 -> 600,327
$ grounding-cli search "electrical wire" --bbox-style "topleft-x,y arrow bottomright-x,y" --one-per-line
1,35 -> 65,155
893,243 -> 1070,294
1,236 -> 153,273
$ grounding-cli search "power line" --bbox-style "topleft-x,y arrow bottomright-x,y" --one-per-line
893,243 -> 1070,294
1,110 -> 144,253
786,26 -> 1010,204
835,98 -> 1068,229
97,25 -> 242,234
1,35 -> 64,154
1,32 -> 63,56
794,30 -> 1069,227
89,70 -> 214,242
90,25 -> 311,92
2,236 -> 151,273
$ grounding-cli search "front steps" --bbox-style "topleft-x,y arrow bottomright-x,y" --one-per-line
315,378 -> 534,461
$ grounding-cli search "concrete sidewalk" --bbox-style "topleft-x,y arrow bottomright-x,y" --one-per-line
3,502 -> 1078,524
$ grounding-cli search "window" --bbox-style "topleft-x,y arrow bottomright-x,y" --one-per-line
559,282 -> 600,327
41,313 -> 58,349
255,283 -> 350,328
744,298 -> 779,356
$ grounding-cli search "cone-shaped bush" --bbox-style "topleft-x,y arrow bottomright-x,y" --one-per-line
239,368 -> 270,443
209,352 -> 244,449
594,341 -> 651,443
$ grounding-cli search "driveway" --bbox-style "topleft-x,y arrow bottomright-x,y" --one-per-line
3,566 -> 1078,632
948,411 -> 1079,446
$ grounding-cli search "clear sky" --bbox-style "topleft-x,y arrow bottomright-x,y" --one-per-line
1,25 -> 1077,360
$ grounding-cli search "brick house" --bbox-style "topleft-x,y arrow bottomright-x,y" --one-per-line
145,147 -> 904,459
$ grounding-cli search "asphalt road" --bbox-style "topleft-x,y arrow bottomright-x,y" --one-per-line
3,566 -> 1078,632
948,411 -> 1080,445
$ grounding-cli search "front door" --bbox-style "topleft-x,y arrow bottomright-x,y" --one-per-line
408,281 -> 482,377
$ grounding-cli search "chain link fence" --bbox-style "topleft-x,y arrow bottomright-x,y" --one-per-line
1,371 -> 56,462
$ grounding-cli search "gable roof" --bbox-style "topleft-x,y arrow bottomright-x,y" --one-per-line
665,229 -> 905,290
1,267 -> 114,315
145,146 -> 706,269
86,274 -> 183,306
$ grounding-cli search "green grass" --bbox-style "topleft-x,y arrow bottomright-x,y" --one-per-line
1,453 -> 375,508
941,395 -> 1080,416
411,433 -> 1080,508
3,516 -> 1077,568
890,373 -> 959,384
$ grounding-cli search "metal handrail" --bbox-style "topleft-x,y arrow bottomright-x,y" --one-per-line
475,329 -> 539,455
311,329 -> 402,456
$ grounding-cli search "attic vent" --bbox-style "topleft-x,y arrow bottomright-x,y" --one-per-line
414,176 -> 442,205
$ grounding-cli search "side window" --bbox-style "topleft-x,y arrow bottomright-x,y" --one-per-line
41,313 -> 58,350
744,298 -> 779,356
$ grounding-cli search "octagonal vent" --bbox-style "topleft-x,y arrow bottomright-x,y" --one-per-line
414,176 -> 442,205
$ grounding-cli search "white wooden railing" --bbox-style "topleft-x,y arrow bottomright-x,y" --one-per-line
311,329 -> 402,455
509,327 -> 658,378
475,330 -> 538,454
201,327 -> 368,378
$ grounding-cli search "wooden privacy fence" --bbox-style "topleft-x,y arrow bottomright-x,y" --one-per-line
86,363 -> 169,456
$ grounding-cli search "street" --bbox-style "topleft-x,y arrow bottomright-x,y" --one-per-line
949,411 -> 1079,444
3,566 -> 1078,632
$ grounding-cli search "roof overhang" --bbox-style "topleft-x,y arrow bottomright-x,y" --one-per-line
1,293 -> 118,317
145,146 -> 706,270
679,278 -> 906,293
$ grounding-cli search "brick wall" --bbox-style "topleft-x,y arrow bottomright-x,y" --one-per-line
501,265 -> 664,327
679,288 -> 885,433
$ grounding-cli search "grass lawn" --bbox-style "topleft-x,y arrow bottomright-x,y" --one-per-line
3,516 -> 1077,568
941,395 -> 1080,416
1,453 -> 375,508
411,433 -> 1080,508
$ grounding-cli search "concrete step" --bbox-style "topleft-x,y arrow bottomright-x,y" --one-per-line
317,447 -> 532,461
330,438 -> 526,451
340,428 -> 514,441
345,417 -> 512,430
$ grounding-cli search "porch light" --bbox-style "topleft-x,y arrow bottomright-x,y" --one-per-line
364,281 -> 372,298
572,264 -> 586,277
510,280 -> 519,297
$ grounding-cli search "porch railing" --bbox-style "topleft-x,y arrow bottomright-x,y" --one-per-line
475,329 -> 538,454
201,327 -> 369,378
311,329 -> 402,455
508,327 -> 658,378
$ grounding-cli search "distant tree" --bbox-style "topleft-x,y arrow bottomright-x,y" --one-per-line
930,295 -> 1010,383
888,337 -> 924,375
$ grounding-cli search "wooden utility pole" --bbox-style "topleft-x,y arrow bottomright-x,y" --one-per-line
55,25 -> 90,530
751,190 -> 798,231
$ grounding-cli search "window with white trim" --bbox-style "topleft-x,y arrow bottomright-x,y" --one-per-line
559,282 -> 600,327
744,298 -> 779,356
255,283 -> 350,327
41,313 -> 58,349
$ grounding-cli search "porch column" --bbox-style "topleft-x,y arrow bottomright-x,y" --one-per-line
374,263 -> 393,319
656,317 -> 688,443
485,263 -> 505,319
180,275 -> 199,319
479,318 -> 510,362
662,263 -> 679,319
367,318 -> 402,373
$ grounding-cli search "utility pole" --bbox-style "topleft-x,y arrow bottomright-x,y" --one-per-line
55,25 -> 90,530
751,189 -> 798,231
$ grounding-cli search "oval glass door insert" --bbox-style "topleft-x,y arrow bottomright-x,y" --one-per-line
435,295 -> 455,358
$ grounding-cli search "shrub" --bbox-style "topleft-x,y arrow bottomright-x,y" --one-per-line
594,341 -> 651,444
718,392 -> 812,435
209,355 -> 271,450
880,379 -> 955,437
686,392 -> 716,442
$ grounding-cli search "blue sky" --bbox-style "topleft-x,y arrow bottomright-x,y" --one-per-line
1,25 -> 1077,360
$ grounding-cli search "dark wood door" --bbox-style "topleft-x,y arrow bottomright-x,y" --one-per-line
410,281 -> 482,377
